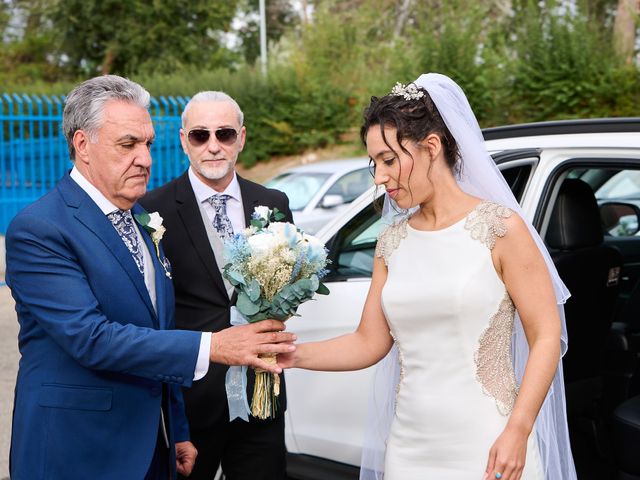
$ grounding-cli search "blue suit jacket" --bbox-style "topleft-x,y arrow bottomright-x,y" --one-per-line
6,173 -> 202,480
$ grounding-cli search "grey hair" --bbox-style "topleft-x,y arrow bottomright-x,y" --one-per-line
181,91 -> 244,128
62,75 -> 151,161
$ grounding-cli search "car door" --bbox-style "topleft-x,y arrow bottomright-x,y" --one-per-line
285,198 -> 382,468
525,153 -> 640,478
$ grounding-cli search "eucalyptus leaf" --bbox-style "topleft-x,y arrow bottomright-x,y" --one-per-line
316,282 -> 330,295
296,278 -> 312,291
237,292 -> 260,316
227,270 -> 246,285
247,279 -> 261,302
250,312 -> 269,322
279,286 -> 293,300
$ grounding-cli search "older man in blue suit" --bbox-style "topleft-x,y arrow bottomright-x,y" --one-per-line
6,75 -> 295,480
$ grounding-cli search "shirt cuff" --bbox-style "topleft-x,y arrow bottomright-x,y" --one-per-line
194,332 -> 212,381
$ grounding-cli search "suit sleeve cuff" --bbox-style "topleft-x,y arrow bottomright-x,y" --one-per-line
193,332 -> 211,381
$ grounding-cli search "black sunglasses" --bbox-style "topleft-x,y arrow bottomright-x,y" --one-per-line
187,127 -> 238,147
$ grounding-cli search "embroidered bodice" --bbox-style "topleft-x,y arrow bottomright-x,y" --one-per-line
376,201 -> 518,415
375,201 -> 512,263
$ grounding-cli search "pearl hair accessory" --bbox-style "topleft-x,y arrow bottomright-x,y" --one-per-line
390,82 -> 425,100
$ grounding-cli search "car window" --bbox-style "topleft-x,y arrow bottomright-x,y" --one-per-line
264,172 -> 331,211
323,168 -> 373,204
596,170 -> 640,199
324,201 -> 384,280
593,169 -> 640,237
500,164 -> 533,202
563,167 -> 640,238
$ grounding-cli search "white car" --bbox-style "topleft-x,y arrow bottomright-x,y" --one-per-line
284,118 -> 640,480
264,158 -> 373,234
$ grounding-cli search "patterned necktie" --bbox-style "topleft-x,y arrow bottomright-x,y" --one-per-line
207,194 -> 234,241
107,209 -> 145,275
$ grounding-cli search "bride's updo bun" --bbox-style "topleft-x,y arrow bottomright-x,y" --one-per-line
361,85 -> 461,175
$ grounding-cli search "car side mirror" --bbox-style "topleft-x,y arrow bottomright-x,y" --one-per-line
320,194 -> 345,209
600,201 -> 640,237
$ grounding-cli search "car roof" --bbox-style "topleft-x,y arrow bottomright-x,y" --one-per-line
482,117 -> 640,140
483,118 -> 640,151
485,131 -> 640,152
277,157 -> 369,175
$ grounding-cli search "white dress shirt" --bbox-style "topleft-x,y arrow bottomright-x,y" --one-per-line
188,167 -> 246,233
188,168 -> 248,378
69,167 -> 210,381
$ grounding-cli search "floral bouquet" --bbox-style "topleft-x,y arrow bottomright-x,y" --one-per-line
223,206 -> 329,420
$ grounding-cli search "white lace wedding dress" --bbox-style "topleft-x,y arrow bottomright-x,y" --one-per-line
375,201 -> 544,480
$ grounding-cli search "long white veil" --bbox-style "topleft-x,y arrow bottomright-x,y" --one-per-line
359,73 -> 577,479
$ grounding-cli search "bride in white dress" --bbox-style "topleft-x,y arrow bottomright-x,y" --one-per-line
279,73 -> 576,480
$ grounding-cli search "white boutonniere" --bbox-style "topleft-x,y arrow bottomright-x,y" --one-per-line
134,211 -> 171,278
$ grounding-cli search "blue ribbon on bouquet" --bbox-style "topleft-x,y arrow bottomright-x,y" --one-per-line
225,306 -> 252,422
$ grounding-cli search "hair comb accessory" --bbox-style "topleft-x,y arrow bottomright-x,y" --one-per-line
390,82 -> 425,101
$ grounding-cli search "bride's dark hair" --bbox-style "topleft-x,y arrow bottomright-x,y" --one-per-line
360,86 -> 461,175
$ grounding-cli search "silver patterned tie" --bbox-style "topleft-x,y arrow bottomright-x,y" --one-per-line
107,209 -> 145,275
207,194 -> 234,241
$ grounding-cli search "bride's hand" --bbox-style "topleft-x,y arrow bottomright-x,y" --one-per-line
275,349 -> 298,369
483,424 -> 529,480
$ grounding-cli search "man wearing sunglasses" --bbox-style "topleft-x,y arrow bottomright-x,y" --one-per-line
141,91 -> 293,480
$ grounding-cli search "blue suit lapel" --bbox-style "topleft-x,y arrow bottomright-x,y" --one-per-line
132,204 -> 170,330
58,174 -> 156,320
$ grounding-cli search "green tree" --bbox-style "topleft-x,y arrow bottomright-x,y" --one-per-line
509,0 -> 638,120
0,0 -> 63,84
49,0 -> 240,76
406,0 -> 510,126
236,0 -> 299,65
0,1 -> 9,33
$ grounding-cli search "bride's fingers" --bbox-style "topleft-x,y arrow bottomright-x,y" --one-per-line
491,459 -> 508,480
484,449 -> 497,479
514,464 -> 525,480
496,461 -> 519,480
250,356 -> 284,373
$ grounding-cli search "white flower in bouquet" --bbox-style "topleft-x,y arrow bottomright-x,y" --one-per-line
302,233 -> 327,264
246,232 -> 279,260
243,225 -> 258,236
267,222 -> 301,247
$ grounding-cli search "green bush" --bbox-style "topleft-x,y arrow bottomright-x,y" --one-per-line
509,0 -> 640,121
405,1 -> 511,126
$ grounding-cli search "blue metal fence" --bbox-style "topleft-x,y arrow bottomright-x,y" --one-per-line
0,94 -> 191,233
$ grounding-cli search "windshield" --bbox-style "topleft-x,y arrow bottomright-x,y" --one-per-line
265,172 -> 331,211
